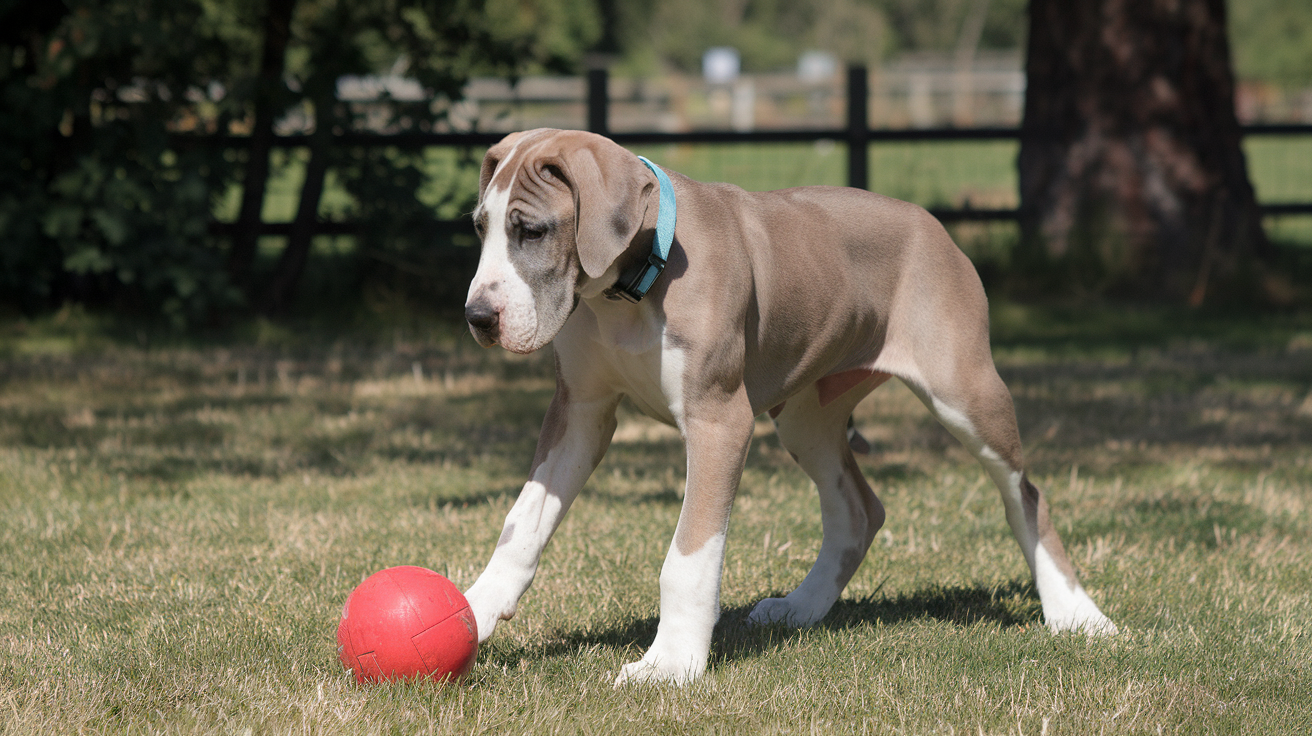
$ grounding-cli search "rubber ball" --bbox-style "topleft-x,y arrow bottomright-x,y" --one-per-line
336,566 -> 478,684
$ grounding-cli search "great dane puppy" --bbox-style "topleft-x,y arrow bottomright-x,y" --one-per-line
461,128 -> 1116,685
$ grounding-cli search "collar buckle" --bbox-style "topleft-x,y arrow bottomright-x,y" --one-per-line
605,252 -> 668,303
607,155 -> 675,304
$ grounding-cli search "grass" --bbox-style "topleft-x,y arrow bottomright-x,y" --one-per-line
1245,137 -> 1312,247
214,136 -> 1312,267
2,305 -> 1311,734
220,140 -> 1024,222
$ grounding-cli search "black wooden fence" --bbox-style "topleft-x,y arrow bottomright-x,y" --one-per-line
212,65 -> 1312,236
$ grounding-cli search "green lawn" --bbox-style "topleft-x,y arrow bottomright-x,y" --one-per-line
631,140 -> 1022,210
1245,137 -> 1312,246
214,135 -> 1312,257
227,140 -> 1022,222
1,306 -> 1310,733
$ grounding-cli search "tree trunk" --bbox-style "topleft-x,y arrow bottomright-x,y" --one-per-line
228,0 -> 297,292
1018,0 -> 1268,304
260,98 -> 332,315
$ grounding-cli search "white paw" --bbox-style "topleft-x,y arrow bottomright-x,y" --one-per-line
1049,611 -> 1119,636
1044,590 -> 1118,636
463,580 -> 518,644
747,596 -> 826,627
612,653 -> 702,687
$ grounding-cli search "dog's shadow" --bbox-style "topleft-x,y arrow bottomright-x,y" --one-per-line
488,580 -> 1040,668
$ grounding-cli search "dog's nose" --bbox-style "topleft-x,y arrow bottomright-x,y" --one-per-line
465,302 -> 500,343
465,303 -> 498,331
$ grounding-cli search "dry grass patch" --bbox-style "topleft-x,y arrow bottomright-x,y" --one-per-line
1,308 -> 1310,733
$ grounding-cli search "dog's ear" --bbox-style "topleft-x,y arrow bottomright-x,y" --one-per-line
558,142 -> 655,280
478,132 -> 523,203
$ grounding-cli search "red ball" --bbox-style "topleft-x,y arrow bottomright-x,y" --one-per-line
336,566 -> 478,684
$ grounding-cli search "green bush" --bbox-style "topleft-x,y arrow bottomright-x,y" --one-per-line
0,0 -> 599,326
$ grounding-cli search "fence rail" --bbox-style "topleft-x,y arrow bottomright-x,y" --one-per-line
191,66 -> 1312,236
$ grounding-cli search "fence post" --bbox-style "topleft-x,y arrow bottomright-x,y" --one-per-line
846,65 -> 869,190
587,68 -> 609,135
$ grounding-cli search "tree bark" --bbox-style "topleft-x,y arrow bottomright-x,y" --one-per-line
228,0 -> 297,292
1018,0 -> 1268,303
260,98 -> 332,315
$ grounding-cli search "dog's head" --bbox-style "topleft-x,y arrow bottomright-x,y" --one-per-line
464,129 -> 657,353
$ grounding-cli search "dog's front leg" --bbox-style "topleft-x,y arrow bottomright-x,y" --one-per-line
464,389 -> 619,643
614,394 -> 755,686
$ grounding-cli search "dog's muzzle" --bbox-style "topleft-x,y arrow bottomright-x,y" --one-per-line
465,301 -> 500,347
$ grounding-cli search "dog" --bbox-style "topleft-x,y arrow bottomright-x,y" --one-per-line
461,128 -> 1116,685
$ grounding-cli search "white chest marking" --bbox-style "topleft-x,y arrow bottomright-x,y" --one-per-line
576,299 -> 683,427
659,334 -> 687,430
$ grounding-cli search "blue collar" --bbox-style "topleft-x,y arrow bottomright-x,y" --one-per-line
609,155 -> 675,303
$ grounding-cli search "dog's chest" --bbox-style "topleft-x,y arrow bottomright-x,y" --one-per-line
567,301 -> 683,428
609,341 -> 683,427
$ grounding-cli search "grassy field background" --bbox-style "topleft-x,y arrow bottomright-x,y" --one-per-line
1,305 -> 1310,733
224,137 -> 1312,258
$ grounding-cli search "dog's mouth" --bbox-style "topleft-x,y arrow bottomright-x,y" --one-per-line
468,327 -> 498,348
468,318 -> 547,355
466,316 -> 498,347
466,288 -> 578,355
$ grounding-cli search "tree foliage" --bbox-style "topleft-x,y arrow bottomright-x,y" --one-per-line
1,0 -> 238,320
1229,0 -> 1312,87
0,0 -> 600,324
603,0 -> 1030,75
4,0 -> 1307,323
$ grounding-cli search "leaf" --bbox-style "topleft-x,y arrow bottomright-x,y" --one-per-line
90,207 -> 132,245
42,204 -> 86,239
63,245 -> 114,274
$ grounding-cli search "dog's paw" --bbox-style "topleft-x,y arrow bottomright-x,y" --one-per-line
1049,611 -> 1119,636
1043,589 -> 1118,636
746,596 -> 825,627
612,654 -> 702,687
1080,615 -> 1119,636
463,580 -> 518,643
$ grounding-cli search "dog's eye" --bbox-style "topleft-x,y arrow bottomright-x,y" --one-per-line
521,224 -> 547,241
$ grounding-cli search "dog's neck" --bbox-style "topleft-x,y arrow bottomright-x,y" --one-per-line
603,157 -> 675,303
577,193 -> 661,302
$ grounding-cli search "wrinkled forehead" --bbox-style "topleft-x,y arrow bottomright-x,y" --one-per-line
476,130 -> 569,220
484,130 -> 556,197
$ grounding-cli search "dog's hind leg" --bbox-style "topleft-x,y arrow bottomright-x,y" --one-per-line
748,378 -> 886,627
901,357 -> 1117,635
